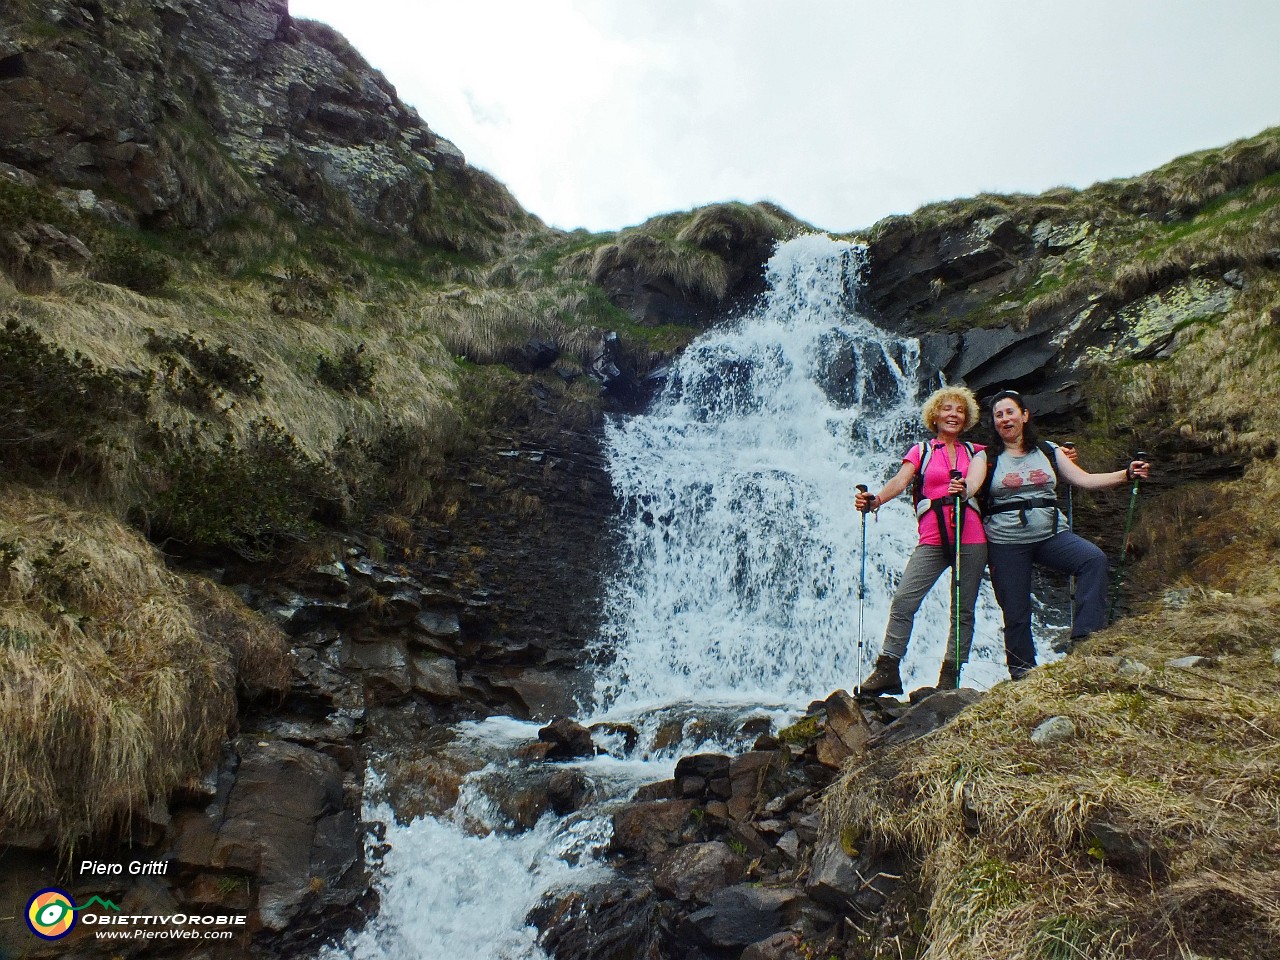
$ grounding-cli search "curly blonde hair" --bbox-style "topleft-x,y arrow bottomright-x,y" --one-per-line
920,385 -> 979,433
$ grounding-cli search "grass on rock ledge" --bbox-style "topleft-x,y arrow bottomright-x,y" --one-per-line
0,487 -> 290,850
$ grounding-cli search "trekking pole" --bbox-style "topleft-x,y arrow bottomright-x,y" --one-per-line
1062,441 -> 1076,635
854,484 -> 869,695
1108,451 -> 1148,624
950,468 -> 964,688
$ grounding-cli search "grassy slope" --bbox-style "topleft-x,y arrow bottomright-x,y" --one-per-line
824,129 -> 1280,960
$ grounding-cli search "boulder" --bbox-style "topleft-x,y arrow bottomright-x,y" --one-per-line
653,841 -> 747,904
611,799 -> 698,858
530,878 -> 663,960
806,840 -> 904,913
1030,716 -> 1077,746
869,688 -> 982,750
171,738 -> 361,932
537,717 -> 595,759
685,884 -> 806,949
815,689 -> 872,768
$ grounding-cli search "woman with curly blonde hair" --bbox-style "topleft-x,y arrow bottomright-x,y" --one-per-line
853,385 -> 986,694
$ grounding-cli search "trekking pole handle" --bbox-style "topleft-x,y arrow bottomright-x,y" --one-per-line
855,483 -> 871,513
1127,451 -> 1149,485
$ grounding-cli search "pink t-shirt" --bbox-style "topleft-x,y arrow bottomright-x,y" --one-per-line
903,440 -> 987,546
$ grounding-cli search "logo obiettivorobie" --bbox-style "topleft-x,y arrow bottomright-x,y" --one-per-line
25,888 -> 77,940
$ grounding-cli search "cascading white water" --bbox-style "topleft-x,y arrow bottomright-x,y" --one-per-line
592,233 -> 1005,706
324,234 -> 1027,960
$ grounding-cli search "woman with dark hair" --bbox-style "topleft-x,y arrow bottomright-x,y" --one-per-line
854,385 -> 986,695
966,389 -> 1151,679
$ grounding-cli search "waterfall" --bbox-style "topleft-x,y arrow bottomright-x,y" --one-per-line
322,234 -> 1017,960
593,233 -> 1004,707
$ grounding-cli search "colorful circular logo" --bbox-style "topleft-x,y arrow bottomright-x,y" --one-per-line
26,888 -> 77,940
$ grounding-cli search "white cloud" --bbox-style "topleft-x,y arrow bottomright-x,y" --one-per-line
289,0 -> 1280,232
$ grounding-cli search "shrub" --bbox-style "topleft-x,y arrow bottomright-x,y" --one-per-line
147,418 -> 339,559
144,329 -> 263,397
91,235 -> 172,293
316,343 -> 376,396
0,318 -> 148,480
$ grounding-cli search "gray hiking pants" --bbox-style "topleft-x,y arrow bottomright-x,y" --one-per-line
882,543 -> 987,664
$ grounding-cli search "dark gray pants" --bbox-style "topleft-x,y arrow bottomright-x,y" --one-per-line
883,543 -> 987,664
987,531 -> 1109,676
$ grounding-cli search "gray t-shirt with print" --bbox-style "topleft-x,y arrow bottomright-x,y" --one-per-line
984,442 -> 1068,544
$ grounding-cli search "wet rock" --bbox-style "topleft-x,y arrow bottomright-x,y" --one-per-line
290,645 -> 364,713
344,640 -> 411,703
311,561 -> 350,592
653,841 -> 747,904
409,653 -> 462,701
611,799 -> 699,858
262,592 -> 352,635
413,608 -> 462,640
589,722 -> 640,756
538,717 -> 596,759
170,738 -> 361,932
675,753 -> 733,782
634,779 -> 678,802
547,769 -> 590,815
868,688 -> 982,750
494,667 -> 582,721
531,878 -> 664,960
685,883 -> 806,949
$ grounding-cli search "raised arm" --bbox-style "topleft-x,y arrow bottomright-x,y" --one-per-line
855,460 -> 917,512
1055,447 -> 1150,491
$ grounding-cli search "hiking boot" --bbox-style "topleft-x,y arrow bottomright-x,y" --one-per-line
936,660 -> 959,690
860,655 -> 903,696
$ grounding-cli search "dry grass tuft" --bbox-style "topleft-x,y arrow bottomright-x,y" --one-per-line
826,585 -> 1280,959
0,486 -> 286,848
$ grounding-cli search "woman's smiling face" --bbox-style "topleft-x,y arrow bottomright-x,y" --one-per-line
992,397 -> 1029,445
934,399 -> 967,438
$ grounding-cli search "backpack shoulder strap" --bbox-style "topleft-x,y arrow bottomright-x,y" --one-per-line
1037,440 -> 1062,486
977,447 -> 998,514
911,440 -> 932,506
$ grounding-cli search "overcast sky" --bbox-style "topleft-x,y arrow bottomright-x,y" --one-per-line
288,0 -> 1280,234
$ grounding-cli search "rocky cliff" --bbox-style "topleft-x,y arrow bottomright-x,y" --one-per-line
0,0 -> 525,251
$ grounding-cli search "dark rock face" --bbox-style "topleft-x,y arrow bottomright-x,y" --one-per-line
169,737 -> 363,933
868,215 -> 1036,331
864,212 -> 1241,421
0,0 -> 522,240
